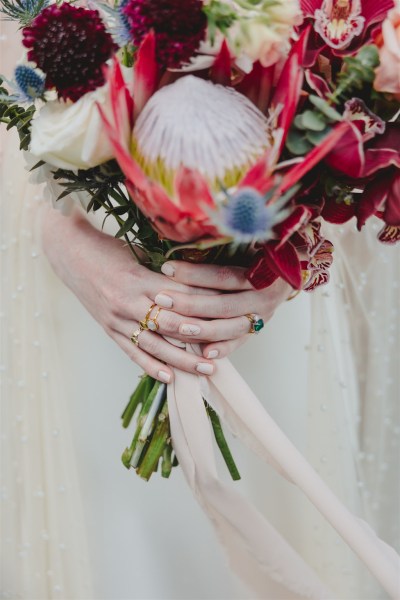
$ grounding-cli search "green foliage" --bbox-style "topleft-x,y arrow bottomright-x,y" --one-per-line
330,45 -> 380,104
0,0 -> 49,26
0,77 -> 35,149
203,0 -> 237,45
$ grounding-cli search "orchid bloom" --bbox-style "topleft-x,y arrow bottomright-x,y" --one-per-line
300,0 -> 395,64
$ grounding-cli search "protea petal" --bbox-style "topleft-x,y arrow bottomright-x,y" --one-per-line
174,167 -> 215,213
274,205 -> 312,249
236,61 -> 275,114
271,29 -> 309,151
280,121 -> 353,192
238,150 -> 275,193
356,172 -> 389,230
133,30 -> 159,118
211,39 -> 232,86
263,240 -> 303,289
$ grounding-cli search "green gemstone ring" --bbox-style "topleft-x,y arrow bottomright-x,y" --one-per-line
246,314 -> 264,335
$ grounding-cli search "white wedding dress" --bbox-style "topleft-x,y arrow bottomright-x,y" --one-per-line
1,22 -> 399,600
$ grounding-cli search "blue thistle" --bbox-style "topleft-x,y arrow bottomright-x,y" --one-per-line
0,65 -> 45,105
88,0 -> 132,47
14,65 -> 45,101
212,187 -> 292,243
0,0 -> 50,26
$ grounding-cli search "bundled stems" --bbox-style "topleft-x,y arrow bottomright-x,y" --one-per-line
121,375 -> 241,482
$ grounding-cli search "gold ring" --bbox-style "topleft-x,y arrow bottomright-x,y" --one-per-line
140,303 -> 162,332
245,313 -> 264,334
130,328 -> 143,346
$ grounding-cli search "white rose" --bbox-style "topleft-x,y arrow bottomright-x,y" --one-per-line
29,67 -> 132,171
231,20 -> 288,67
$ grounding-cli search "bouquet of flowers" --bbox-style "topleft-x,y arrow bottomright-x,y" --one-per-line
1,0 -> 399,484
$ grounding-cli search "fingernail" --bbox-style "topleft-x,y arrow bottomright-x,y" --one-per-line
196,363 -> 214,375
155,293 -> 173,308
158,370 -> 171,383
206,350 -> 219,359
180,324 -> 201,336
161,263 -> 175,277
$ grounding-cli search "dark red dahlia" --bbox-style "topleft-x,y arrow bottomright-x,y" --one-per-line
22,3 -> 117,102
122,0 -> 207,69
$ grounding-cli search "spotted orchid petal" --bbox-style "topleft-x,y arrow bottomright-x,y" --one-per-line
274,205 -> 313,249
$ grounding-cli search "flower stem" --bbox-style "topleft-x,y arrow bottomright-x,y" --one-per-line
121,374 -> 154,428
136,399 -> 170,480
207,405 -> 241,481
129,381 -> 166,469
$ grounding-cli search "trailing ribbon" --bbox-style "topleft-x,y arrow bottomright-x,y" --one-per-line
167,343 -> 400,599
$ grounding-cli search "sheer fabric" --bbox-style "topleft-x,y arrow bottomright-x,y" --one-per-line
1,20 -> 399,600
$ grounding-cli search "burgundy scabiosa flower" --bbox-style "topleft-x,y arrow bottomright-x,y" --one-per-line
22,3 -> 117,102
122,0 -> 207,69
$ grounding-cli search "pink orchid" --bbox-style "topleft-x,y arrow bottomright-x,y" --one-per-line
299,0 -> 395,65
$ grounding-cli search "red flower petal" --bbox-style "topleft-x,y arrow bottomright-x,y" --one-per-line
274,205 -> 312,249
356,172 -> 389,230
305,70 -> 331,97
384,171 -> 400,226
245,252 -> 279,290
133,30 -> 159,118
280,121 -> 353,192
325,122 -> 364,177
211,39 -> 231,86
174,167 -> 215,213
263,241 -> 302,289
272,28 -> 310,152
236,61 -> 275,114
322,198 -> 356,223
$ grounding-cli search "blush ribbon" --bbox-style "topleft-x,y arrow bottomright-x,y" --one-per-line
167,343 -> 400,599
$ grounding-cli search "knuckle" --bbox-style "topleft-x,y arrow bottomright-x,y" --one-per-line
142,332 -> 159,356
216,266 -> 233,284
160,311 -> 179,332
220,298 -> 235,318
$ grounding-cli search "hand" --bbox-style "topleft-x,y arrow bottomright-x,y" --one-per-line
41,207 -> 220,383
154,260 -> 291,360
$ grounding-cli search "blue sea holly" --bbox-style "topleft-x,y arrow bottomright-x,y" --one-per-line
217,187 -> 289,243
0,0 -> 50,26
14,65 -> 45,101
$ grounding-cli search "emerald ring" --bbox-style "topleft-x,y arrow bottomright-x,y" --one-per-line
246,314 -> 264,334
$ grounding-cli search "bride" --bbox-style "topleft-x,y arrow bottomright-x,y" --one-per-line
1,20 -> 399,600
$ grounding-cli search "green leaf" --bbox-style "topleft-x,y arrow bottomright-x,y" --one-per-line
286,129 -> 313,155
309,96 -> 342,121
301,110 -> 327,131
306,127 -> 331,145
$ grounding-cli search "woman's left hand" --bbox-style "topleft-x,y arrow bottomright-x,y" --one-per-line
154,261 -> 292,360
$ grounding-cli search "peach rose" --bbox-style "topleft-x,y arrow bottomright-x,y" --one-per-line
374,2 -> 400,99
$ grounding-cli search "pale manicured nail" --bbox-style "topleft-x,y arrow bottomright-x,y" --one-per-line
196,363 -> 214,375
158,370 -> 171,383
207,350 -> 219,359
180,324 -> 201,336
155,293 -> 173,308
161,263 -> 175,277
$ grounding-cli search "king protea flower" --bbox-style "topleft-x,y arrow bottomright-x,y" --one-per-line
99,31 -> 353,287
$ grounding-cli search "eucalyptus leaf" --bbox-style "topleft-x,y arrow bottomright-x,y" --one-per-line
306,127 -> 331,145
301,110 -> 327,131
309,96 -> 342,121
286,130 -> 313,155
